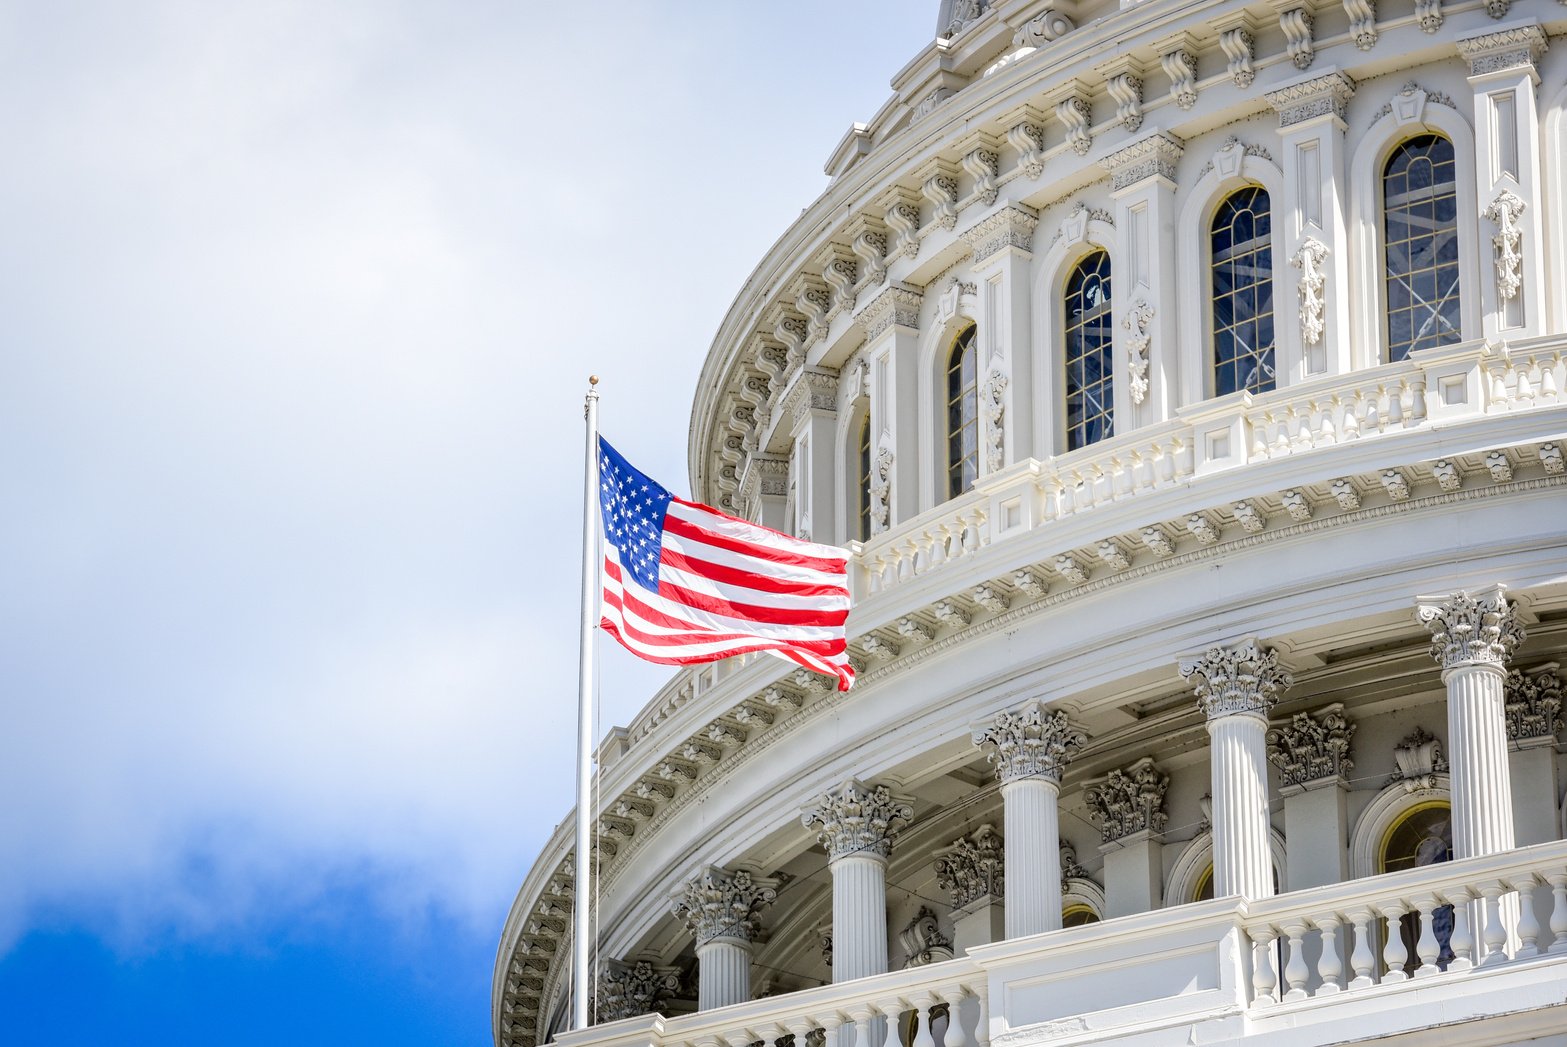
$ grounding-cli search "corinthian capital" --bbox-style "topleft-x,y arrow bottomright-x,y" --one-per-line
972,702 -> 1086,784
1416,585 -> 1525,672
1179,638 -> 1292,720
594,959 -> 681,1023
801,779 -> 914,862
672,866 -> 778,946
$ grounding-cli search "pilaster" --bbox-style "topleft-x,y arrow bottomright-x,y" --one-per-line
1100,131 -> 1183,426
854,284 -> 923,530
1506,664 -> 1563,846
1456,24 -> 1549,338
782,369 -> 840,543
595,959 -> 681,1024
1267,703 -> 1354,889
1085,757 -> 1168,917
961,206 -> 1037,470
1264,70 -> 1355,380
935,824 -> 1005,954
802,780 -> 914,982
1180,639 -> 1291,900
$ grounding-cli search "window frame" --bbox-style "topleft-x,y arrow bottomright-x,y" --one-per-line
1062,249 -> 1115,452
945,323 -> 980,500
1208,184 -> 1279,399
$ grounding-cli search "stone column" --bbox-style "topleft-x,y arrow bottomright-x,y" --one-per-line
1504,664 -> 1563,846
1181,639 -> 1291,900
1415,587 -> 1524,860
672,866 -> 778,1011
973,703 -> 1086,938
1085,757 -> 1169,917
802,779 -> 914,982
1100,131 -> 1183,424
1456,26 -> 1550,339
1263,70 -> 1355,379
1266,704 -> 1354,891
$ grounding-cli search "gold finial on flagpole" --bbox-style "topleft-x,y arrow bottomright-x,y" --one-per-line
589,374 -> 599,386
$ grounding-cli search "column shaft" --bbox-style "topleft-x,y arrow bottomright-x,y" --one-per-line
831,853 -> 888,982
1208,713 -> 1274,899
695,939 -> 752,1011
1445,664 -> 1516,859
1002,777 -> 1061,937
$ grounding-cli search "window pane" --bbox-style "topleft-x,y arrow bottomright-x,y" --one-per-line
1384,135 -> 1461,362
1210,187 -> 1276,396
1063,250 -> 1114,451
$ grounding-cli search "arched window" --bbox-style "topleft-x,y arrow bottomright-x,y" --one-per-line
1211,187 -> 1276,397
1062,904 -> 1101,928
1064,250 -> 1114,450
946,324 -> 979,498
1384,134 -> 1461,362
1380,800 -> 1454,975
855,412 -> 872,542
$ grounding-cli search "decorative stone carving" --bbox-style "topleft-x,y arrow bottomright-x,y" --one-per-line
1267,704 -> 1355,788
1233,500 -> 1264,534
860,632 -> 900,663
1414,0 -> 1442,31
1330,478 -> 1361,510
933,600 -> 971,628
921,159 -> 961,232
1098,539 -> 1130,573
1431,458 -> 1461,492
961,138 -> 1001,207
1380,469 -> 1410,501
1543,443 -> 1565,476
1277,7 -> 1315,69
1455,25 -> 1548,77
1013,7 -> 1073,48
973,584 -> 1010,612
848,215 -> 889,291
934,824 -> 1005,907
1391,727 -> 1447,792
982,369 -> 1008,472
897,616 -> 934,644
1179,638 -> 1293,720
1100,132 -> 1183,191
1104,70 -> 1143,133
1485,451 -> 1513,483
859,283 -> 922,342
595,960 -> 681,1023
1006,116 -> 1046,181
1505,665 -> 1564,743
1265,71 -> 1355,127
1343,0 -> 1376,50
1160,47 -> 1198,110
868,444 -> 893,534
1484,190 -> 1526,302
1059,840 -> 1090,884
673,867 -> 778,945
944,0 -> 984,38
1218,27 -> 1255,88
1280,489 -> 1312,521
1124,297 -> 1153,405
973,702 -> 1087,784
1142,525 -> 1175,557
961,204 -> 1039,263
1055,553 -> 1089,586
1054,94 -> 1092,157
1084,757 -> 1169,842
1012,567 -> 1047,599
1415,587 -> 1525,672
881,186 -> 924,261
801,779 -> 915,861
1292,237 -> 1329,345
1187,513 -> 1220,545
899,907 -> 954,968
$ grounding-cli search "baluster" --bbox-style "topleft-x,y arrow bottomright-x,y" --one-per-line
971,983 -> 989,1047
1410,376 -> 1428,421
907,992 -> 935,1047
1512,875 -> 1540,959
1314,914 -> 1343,995
1479,882 -> 1508,967
1381,902 -> 1409,982
1542,357 -> 1560,400
875,998 -> 902,1047
1371,387 -> 1388,432
1282,921 -> 1310,1002
1342,395 -> 1362,439
816,1016 -> 843,1047
1490,369 -> 1508,405
1399,381 -> 1416,425
1346,909 -> 1376,990
939,988 -> 969,1047
1412,894 -> 1440,977
1447,887 -> 1474,972
1548,873 -> 1567,954
1517,362 -> 1535,401
1249,928 -> 1279,1007
1318,402 -> 1336,445
1250,417 -> 1267,458
846,1003 -> 875,1047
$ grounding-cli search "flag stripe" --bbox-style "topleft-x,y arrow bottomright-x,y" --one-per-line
606,558 -> 848,646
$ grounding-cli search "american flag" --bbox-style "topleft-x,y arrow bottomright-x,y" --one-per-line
596,436 -> 855,691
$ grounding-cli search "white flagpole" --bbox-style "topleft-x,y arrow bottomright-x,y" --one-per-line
572,375 -> 601,1030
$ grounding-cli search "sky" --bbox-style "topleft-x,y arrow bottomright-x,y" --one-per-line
0,3 -> 930,1044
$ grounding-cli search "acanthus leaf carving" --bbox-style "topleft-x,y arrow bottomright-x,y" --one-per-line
1415,586 -> 1525,672
672,866 -> 778,945
1084,757 -> 1168,842
801,779 -> 915,861
1124,297 -> 1153,405
1054,94 -> 1092,157
1390,726 -> 1447,792
1277,7 -> 1315,69
594,959 -> 681,1024
972,702 -> 1087,784
1484,189 -> 1526,302
1160,47 -> 1198,110
898,906 -> 954,968
1266,703 -> 1355,788
1179,638 -> 1292,720
1292,237 -> 1329,346
933,824 -> 1004,906
868,442 -> 894,534
1505,664 -> 1564,743
982,369 -> 1008,472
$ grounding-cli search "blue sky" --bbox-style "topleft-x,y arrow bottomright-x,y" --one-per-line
0,3 -> 927,1044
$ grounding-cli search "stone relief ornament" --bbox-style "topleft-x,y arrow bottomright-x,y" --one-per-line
1292,237 -> 1329,346
1415,586 -> 1525,671
973,702 -> 1087,784
1266,704 -> 1355,788
1218,27 -> 1255,88
1012,7 -> 1073,49
934,824 -> 1004,906
1484,190 -> 1526,301
1161,48 -> 1198,110
1105,72 -> 1143,133
898,907 -> 955,968
1344,0 -> 1377,50
1124,298 -> 1153,405
672,867 -> 778,945
801,779 -> 915,861
1415,0 -> 1443,31
1278,7 -> 1315,69
1504,665 -> 1563,743
1006,119 -> 1046,180
982,369 -> 1008,473
1084,758 -> 1169,842
1055,95 -> 1092,157
1059,841 -> 1090,886
1391,727 -> 1447,792
868,444 -> 894,534
1179,638 -> 1293,720
944,0 -> 984,38
594,960 -> 681,1023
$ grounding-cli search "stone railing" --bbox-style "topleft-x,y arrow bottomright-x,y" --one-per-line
556,840 -> 1567,1047
852,337 -> 1565,598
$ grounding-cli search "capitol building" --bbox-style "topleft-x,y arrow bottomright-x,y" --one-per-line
496,1 -> 1567,1045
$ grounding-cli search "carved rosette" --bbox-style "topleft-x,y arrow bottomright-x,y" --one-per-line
1084,758 -> 1168,843
933,824 -> 1004,906
973,702 -> 1087,784
594,960 -> 681,1023
1266,704 -> 1355,788
801,779 -> 914,862
1416,587 -> 1525,672
1179,639 -> 1293,721
1505,665 -> 1563,743
672,866 -> 778,946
